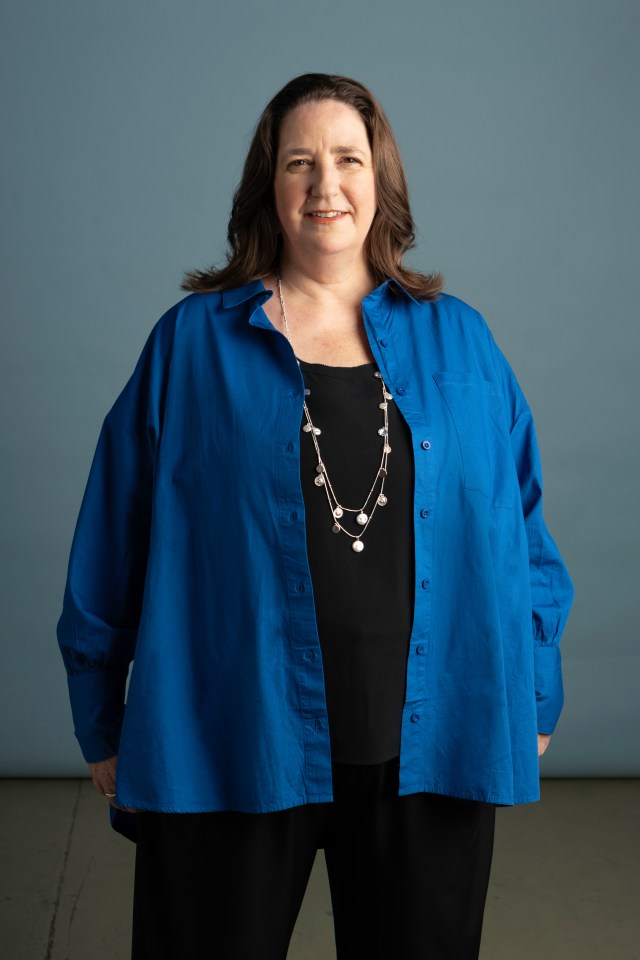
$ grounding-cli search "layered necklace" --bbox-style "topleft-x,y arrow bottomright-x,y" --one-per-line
275,272 -> 393,554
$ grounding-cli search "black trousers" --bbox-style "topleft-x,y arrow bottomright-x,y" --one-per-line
132,756 -> 495,960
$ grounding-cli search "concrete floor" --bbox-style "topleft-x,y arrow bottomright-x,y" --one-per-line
1,779 -> 638,959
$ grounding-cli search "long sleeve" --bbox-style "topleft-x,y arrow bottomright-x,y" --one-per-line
57,415 -> 153,761
57,315 -> 170,762
486,326 -> 575,735
509,400 -> 574,733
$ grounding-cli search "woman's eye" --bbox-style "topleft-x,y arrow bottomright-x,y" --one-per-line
286,157 -> 362,169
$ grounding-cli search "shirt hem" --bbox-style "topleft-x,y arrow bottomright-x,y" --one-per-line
397,781 -> 540,806
115,792 -> 336,814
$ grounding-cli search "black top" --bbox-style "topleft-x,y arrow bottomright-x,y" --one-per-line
297,357 -> 415,764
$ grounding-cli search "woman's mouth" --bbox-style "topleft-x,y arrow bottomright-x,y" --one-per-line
305,210 -> 349,222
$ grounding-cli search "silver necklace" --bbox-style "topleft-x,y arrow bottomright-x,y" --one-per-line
275,271 -> 393,554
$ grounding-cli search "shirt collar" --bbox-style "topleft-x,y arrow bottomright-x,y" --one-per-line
221,276 -> 421,309
375,277 -> 421,305
221,279 -> 269,308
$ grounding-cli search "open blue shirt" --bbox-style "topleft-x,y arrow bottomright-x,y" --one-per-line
57,278 -> 574,817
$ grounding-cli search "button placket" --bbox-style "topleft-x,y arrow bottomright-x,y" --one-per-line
404,413 -> 435,715
363,310 -> 434,733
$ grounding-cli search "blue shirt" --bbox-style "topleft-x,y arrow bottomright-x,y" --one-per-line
57,277 -> 574,815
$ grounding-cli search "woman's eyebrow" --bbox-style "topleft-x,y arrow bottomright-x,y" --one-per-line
282,146 -> 366,157
334,146 -> 366,155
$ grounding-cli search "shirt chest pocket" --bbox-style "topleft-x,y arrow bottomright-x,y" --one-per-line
432,372 -> 516,509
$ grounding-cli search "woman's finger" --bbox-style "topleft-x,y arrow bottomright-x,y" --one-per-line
88,756 -> 118,798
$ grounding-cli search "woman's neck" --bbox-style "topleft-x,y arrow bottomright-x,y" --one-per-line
274,254 -> 378,310
260,252 -> 379,364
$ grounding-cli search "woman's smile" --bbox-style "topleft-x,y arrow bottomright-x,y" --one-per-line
304,209 -> 350,222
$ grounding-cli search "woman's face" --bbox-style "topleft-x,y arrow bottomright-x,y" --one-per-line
273,99 -> 377,266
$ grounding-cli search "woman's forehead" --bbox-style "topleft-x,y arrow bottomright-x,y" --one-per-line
278,100 -> 369,150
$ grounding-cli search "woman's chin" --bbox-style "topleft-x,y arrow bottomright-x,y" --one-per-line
294,234 -> 363,261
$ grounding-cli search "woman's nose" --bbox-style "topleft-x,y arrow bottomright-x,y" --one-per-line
310,160 -> 340,198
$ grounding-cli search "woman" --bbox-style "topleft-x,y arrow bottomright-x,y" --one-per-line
57,73 -> 574,959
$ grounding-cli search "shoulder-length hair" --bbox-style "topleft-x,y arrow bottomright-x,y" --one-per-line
181,73 -> 443,301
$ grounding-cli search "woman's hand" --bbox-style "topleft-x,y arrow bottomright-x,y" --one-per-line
537,733 -> 551,757
88,755 -> 138,812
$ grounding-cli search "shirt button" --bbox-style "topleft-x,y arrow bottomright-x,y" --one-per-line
416,644 -> 425,655
421,579 -> 430,590
296,582 -> 306,593
410,713 -> 421,723
290,510 -> 298,521
396,385 -> 406,396
420,509 -> 430,518
380,338 -> 388,347
421,440 -> 431,450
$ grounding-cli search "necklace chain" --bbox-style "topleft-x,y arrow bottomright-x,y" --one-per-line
275,271 -> 393,554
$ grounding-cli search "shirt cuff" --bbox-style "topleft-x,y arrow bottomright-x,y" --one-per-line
534,642 -> 564,735
67,668 -> 128,763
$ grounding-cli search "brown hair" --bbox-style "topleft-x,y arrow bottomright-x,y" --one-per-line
181,73 -> 443,300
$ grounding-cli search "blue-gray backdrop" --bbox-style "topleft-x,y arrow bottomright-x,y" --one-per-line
1,0 -> 638,776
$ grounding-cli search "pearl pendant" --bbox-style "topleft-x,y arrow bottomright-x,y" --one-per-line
356,512 -> 368,525
302,423 -> 312,432
316,463 -> 325,473
384,444 -> 391,454
333,506 -> 344,518
352,539 -> 364,552
304,388 -> 311,396
384,391 -> 393,400
379,467 -> 388,477
374,371 -> 382,379
314,475 -> 325,486
313,427 -> 321,435
377,494 -> 388,506
332,523 -> 341,534
378,427 -> 388,436
379,402 -> 387,410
